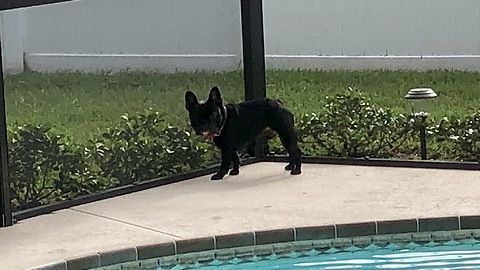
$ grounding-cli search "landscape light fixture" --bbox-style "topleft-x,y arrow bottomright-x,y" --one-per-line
404,88 -> 438,160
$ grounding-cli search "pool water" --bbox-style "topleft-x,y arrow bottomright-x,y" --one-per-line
199,243 -> 480,270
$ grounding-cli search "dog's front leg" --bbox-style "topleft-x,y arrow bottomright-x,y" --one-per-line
211,148 -> 234,180
229,151 -> 240,175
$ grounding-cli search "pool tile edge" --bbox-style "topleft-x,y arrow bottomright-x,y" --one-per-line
31,215 -> 480,270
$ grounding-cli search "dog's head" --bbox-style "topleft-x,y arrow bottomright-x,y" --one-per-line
185,86 -> 226,138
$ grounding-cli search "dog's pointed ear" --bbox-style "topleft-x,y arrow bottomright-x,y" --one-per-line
185,91 -> 199,111
208,86 -> 222,105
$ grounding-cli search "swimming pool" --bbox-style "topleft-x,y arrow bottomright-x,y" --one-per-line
199,242 -> 480,269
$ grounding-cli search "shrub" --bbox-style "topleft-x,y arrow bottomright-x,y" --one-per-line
8,124 -> 114,211
279,87 -> 416,158
88,110 -> 215,185
431,112 -> 480,161
6,112 -> 218,211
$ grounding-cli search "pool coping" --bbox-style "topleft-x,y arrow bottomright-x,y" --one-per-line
30,215 -> 480,270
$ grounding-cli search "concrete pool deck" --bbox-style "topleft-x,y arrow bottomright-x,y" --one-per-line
1,162 -> 479,269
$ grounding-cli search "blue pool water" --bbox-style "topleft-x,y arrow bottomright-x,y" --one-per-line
199,243 -> 480,270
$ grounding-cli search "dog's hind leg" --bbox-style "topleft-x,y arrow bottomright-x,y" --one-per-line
273,125 -> 302,175
271,111 -> 302,175
229,151 -> 240,175
279,136 -> 295,171
281,133 -> 302,175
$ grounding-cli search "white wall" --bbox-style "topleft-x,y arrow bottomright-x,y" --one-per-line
1,0 -> 480,73
263,0 -> 480,70
7,0 -> 243,73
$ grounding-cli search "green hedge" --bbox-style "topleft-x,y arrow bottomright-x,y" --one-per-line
7,88 -> 479,211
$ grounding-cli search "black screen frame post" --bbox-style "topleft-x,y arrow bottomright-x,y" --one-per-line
240,0 -> 267,157
0,36 -> 12,227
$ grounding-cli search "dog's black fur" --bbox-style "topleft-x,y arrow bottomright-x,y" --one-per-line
185,86 -> 302,180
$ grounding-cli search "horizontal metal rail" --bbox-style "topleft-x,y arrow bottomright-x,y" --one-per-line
265,155 -> 480,171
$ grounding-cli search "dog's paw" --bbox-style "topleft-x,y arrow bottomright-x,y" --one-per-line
211,173 -> 226,180
284,163 -> 294,171
290,168 -> 302,175
229,168 -> 240,175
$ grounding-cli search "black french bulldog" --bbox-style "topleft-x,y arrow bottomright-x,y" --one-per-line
185,86 -> 302,180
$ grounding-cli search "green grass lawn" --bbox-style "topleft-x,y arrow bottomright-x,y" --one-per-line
5,70 -> 480,142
